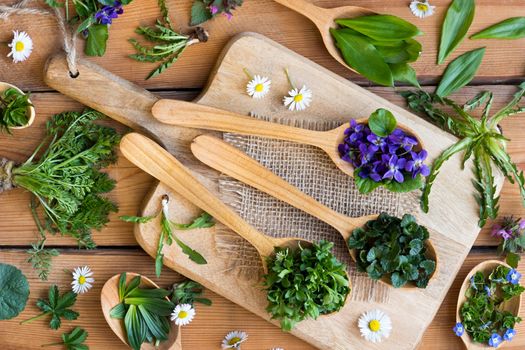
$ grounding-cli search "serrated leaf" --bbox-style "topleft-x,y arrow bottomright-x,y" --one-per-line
438,0 -> 476,64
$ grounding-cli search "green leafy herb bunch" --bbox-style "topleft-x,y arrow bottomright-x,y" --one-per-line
0,87 -> 33,133
264,240 -> 350,331
348,213 -> 436,288
456,265 -> 524,346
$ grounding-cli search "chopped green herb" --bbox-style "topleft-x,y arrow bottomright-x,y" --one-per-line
0,87 -> 32,133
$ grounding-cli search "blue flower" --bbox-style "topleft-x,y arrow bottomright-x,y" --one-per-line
453,322 -> 464,337
484,285 -> 491,297
406,150 -> 430,178
95,1 -> 123,25
504,329 -> 516,341
383,155 -> 406,183
488,333 -> 502,347
506,269 -> 522,285
470,276 -> 477,290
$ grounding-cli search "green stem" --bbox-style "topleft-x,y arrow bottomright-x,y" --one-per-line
20,312 -> 49,325
284,68 -> 296,90
41,341 -> 64,347
242,68 -> 253,80
30,196 -> 46,240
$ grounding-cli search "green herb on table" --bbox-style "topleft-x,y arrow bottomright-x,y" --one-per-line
471,17 -> 525,40
41,327 -> 89,350
402,82 -> 525,227
330,15 -> 422,87
0,263 -> 30,320
190,0 -> 243,25
491,216 -> 525,268
26,238 -> 59,281
0,87 -> 32,133
110,273 -> 175,350
438,0 -> 475,64
456,265 -> 524,346
129,0 -> 209,79
121,195 -> 214,277
171,280 -> 212,306
21,285 -> 79,329
45,0 -> 134,57
264,240 -> 350,331
348,213 -> 436,288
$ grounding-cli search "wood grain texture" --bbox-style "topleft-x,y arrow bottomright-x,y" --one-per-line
0,0 -> 524,91
0,250 -> 524,349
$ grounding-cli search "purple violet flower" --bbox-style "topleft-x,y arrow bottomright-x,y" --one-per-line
95,1 -> 123,25
400,135 -> 418,151
520,219 -> 525,230
359,143 -> 378,166
406,150 -> 430,178
209,5 -> 219,15
383,155 -> 406,183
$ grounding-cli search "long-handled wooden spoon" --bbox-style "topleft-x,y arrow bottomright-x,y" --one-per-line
101,273 -> 181,350
191,134 -> 438,288
120,132 -> 315,274
272,0 -> 376,71
151,100 -> 422,179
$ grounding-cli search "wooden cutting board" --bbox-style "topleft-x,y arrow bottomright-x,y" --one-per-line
45,32 -> 504,350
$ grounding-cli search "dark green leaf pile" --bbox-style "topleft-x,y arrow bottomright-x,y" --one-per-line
0,263 -> 30,320
263,240 -> 350,331
402,82 -> 525,227
22,285 -> 79,329
110,273 -> 175,350
171,280 -> 212,306
348,213 -> 436,288
0,87 -> 32,133
330,15 -> 422,87
12,110 -> 120,249
459,265 -> 524,345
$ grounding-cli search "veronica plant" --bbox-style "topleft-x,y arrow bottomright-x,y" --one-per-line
190,0 -> 244,25
492,216 -> 525,268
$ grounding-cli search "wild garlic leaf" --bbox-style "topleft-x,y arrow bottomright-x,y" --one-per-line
330,28 -> 393,87
0,263 -> 30,320
376,39 -> 421,64
438,0 -> 476,64
436,47 -> 485,97
389,63 -> 421,88
471,17 -> 525,40
335,15 -> 422,41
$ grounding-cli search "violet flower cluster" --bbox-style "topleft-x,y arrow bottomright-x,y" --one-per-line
338,119 -> 429,183
95,1 -> 124,25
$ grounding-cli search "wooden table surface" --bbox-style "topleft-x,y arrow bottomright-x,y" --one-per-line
0,1 -> 524,349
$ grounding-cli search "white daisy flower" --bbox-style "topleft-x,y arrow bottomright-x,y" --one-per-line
283,85 -> 312,111
221,330 -> 248,349
246,75 -> 271,99
409,1 -> 435,19
7,30 -> 33,63
71,266 -> 94,294
358,309 -> 392,343
170,303 -> 195,326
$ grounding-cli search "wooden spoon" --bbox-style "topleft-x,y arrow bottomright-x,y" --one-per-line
0,82 -> 35,130
119,132 -> 315,273
100,273 -> 181,350
151,99 -> 423,179
272,0 -> 376,71
191,134 -> 438,289
456,260 -> 522,350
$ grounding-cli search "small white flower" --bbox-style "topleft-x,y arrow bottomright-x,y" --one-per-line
7,30 -> 33,63
170,303 -> 195,326
271,348 -> 284,350
246,75 -> 271,99
71,266 -> 94,294
283,85 -> 312,111
358,309 -> 392,343
222,330 -> 248,349
409,1 -> 435,19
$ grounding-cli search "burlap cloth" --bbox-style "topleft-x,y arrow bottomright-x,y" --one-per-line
215,115 -> 419,303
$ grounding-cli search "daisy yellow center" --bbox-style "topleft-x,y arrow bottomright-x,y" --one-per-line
293,94 -> 303,102
255,83 -> 264,92
178,311 -> 188,319
369,320 -> 381,332
78,276 -> 86,285
417,3 -> 428,11
228,337 -> 241,345
15,41 -> 25,52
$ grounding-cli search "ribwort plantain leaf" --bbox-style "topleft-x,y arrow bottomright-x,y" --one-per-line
471,17 -> 525,40
436,47 -> 485,98
438,0 -> 476,64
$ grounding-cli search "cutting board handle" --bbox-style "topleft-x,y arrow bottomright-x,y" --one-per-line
120,133 -> 277,259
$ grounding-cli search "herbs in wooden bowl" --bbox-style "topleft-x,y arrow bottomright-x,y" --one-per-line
263,240 -> 351,331
330,15 -> 422,87
338,108 -> 429,194
455,261 -> 524,349
348,213 -> 437,289
0,82 -> 35,132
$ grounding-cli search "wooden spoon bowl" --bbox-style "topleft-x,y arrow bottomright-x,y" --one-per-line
0,82 -> 35,130
273,0 -> 377,71
456,260 -> 522,349
191,134 -> 437,289
100,273 -> 181,350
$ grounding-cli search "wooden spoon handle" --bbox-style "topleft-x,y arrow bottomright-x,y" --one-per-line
120,133 -> 276,258
152,99 -> 323,147
191,134 -> 359,238
273,0 -> 328,22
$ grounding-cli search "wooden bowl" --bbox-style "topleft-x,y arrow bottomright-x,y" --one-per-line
101,273 -> 181,350
0,82 -> 35,130
456,260 -> 522,349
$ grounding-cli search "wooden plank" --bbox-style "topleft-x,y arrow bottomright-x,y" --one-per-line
0,0 -> 524,91
0,85 -> 523,247
0,249 -> 523,349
